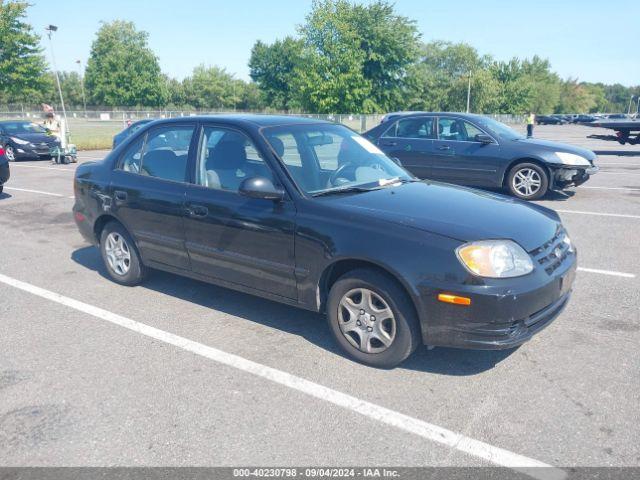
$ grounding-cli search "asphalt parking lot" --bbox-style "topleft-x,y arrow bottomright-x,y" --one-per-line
0,124 -> 638,474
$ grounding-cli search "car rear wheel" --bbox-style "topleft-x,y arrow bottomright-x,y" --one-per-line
507,162 -> 549,200
100,222 -> 146,286
327,269 -> 420,368
5,145 -> 16,162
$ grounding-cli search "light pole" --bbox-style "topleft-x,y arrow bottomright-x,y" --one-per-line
466,71 -> 472,113
75,59 -> 87,117
45,25 -> 69,145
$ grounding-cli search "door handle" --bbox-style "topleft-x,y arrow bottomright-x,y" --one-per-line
381,141 -> 397,146
187,204 -> 209,218
114,190 -> 128,203
437,145 -> 451,151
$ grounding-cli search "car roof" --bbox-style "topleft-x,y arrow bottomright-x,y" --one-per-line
382,112 -> 488,121
145,114 -> 331,128
0,120 -> 34,124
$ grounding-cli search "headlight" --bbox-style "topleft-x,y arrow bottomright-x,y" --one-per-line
554,152 -> 590,167
456,240 -> 534,278
11,137 -> 30,145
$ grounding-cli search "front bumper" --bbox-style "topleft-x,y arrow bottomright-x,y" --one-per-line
553,164 -> 598,189
418,247 -> 577,350
12,143 -> 60,160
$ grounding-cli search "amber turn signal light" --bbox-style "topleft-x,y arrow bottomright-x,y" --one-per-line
437,293 -> 471,306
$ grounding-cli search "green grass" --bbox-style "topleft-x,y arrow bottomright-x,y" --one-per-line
67,119 -> 122,150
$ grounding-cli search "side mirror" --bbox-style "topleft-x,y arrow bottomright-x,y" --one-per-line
475,133 -> 494,144
239,176 -> 285,202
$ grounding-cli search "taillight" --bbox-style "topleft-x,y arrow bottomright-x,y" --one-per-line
0,147 -> 4,156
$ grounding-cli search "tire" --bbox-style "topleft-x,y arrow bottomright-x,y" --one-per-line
327,269 -> 421,368
4,145 -> 16,162
99,221 -> 146,286
0,185 -> 3,194
507,162 -> 549,200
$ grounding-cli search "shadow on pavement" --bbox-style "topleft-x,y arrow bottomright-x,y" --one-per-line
0,191 -> 12,200
71,245 -> 515,375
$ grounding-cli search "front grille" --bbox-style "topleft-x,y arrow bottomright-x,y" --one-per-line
529,228 -> 574,275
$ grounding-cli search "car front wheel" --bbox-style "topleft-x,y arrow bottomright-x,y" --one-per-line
327,269 -> 421,368
4,145 -> 16,162
507,162 -> 549,200
100,222 -> 146,286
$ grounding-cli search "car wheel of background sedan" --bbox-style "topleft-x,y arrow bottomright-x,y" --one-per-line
327,269 -> 420,368
507,162 -> 549,200
100,222 -> 146,286
4,145 -> 16,162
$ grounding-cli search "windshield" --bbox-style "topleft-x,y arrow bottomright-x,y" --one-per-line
474,117 -> 524,140
2,122 -> 47,135
262,123 -> 411,195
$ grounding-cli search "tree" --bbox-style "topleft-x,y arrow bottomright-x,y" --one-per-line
181,65 -> 238,110
0,1 -> 49,105
84,20 -> 167,107
407,41 -> 494,112
294,0 -> 373,113
41,71 -> 86,108
249,37 -> 303,111
343,0 -> 420,111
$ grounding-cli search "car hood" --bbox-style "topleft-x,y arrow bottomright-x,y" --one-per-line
12,133 -> 59,144
321,181 -> 561,251
511,137 -> 596,161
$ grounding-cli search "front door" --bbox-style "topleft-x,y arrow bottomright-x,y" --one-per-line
431,117 -> 501,187
109,123 -> 196,270
183,125 -> 297,300
375,116 -> 436,179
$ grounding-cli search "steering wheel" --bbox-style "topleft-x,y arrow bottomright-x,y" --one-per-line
329,162 -> 358,187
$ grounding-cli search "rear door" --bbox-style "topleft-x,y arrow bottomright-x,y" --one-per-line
374,116 -> 436,179
109,123 -> 196,270
431,117 -> 502,187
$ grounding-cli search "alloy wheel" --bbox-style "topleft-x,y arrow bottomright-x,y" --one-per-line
338,288 -> 396,354
512,168 -> 542,198
5,145 -> 15,161
104,232 -> 131,276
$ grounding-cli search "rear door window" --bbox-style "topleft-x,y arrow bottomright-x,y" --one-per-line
387,117 -> 436,139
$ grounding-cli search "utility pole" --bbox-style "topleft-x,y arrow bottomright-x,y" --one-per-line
45,25 -> 69,145
466,71 -> 472,113
75,59 -> 88,117
628,95 -> 634,115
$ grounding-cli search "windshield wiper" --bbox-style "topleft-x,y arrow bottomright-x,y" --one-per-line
311,185 -> 380,197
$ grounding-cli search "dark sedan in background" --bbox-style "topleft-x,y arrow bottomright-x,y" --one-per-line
73,115 -> 576,367
0,121 -> 61,161
112,119 -> 155,149
364,112 -> 598,200
536,115 -> 567,125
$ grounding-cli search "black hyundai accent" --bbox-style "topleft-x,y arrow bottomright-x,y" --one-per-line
365,112 -> 598,200
73,115 -> 576,368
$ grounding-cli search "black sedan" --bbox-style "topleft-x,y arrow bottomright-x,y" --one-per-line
73,115 -> 576,368
0,120 -> 61,161
112,119 -> 155,149
536,115 -> 566,125
365,112 -> 598,200
0,146 -> 9,194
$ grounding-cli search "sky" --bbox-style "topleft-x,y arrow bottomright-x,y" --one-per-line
26,0 -> 639,86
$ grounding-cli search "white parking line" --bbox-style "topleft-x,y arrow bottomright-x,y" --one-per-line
9,164 -> 75,172
596,163 -> 640,167
596,171 -> 640,176
556,209 -> 640,219
578,267 -> 636,279
0,272 -> 563,480
579,186 -> 640,191
3,186 -> 65,197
